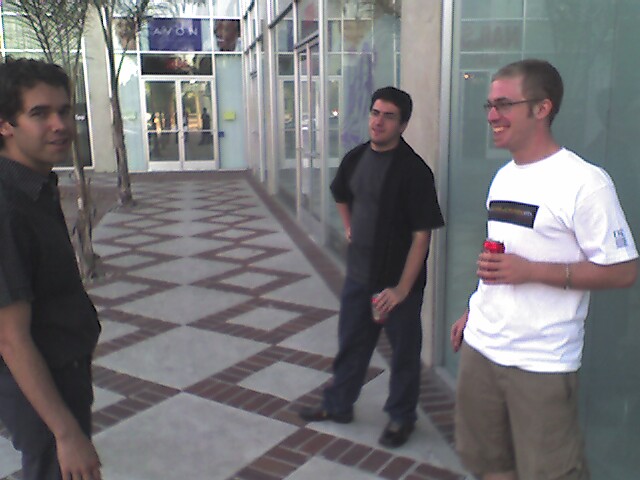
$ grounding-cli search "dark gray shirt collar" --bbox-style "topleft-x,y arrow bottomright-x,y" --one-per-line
0,155 -> 58,201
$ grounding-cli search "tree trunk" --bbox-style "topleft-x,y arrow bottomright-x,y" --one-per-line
71,144 -> 97,279
111,87 -> 133,205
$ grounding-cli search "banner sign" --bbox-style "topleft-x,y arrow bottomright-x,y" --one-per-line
148,18 -> 203,52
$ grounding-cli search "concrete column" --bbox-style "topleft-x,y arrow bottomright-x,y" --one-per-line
400,0 -> 444,367
83,8 -> 117,173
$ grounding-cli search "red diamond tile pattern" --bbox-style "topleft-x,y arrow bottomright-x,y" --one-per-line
0,172 -> 463,480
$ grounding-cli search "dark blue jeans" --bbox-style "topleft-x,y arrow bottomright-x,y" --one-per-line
0,358 -> 93,480
323,277 -> 423,425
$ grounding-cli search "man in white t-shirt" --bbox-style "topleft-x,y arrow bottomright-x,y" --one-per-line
450,59 -> 638,480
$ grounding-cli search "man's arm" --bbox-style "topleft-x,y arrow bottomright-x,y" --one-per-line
336,202 -> 352,242
478,254 -> 638,289
0,301 -> 101,479
450,309 -> 469,353
375,230 -> 431,313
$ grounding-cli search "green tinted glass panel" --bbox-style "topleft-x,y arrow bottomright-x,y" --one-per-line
445,3 -> 640,479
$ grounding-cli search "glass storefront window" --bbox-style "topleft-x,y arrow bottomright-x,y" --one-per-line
141,53 -> 213,75
274,11 -> 295,210
297,0 -> 318,41
343,19 -> 372,52
1,3 -> 20,13
444,2 -> 640,478
274,0 -> 292,17
461,1 -> 523,19
327,53 -> 341,75
276,19 -> 293,51
327,79 -> 340,160
277,79 -> 296,207
213,0 -> 239,17
257,0 -> 267,37
214,18 -> 241,51
327,20 -> 342,52
2,15 -> 43,50
278,54 -> 294,75
146,0 -> 210,17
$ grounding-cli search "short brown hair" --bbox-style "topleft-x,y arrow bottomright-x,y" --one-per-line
493,59 -> 563,125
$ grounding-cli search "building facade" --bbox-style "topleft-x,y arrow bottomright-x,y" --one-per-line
241,2 -> 640,478
1,0 -> 245,173
2,1 -> 638,477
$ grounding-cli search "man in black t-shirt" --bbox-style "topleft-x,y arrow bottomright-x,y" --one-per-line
299,87 -> 445,448
0,59 -> 102,480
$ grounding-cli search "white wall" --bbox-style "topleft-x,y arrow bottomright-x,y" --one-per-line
84,9 -> 117,173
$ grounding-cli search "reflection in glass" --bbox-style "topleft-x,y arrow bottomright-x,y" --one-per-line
277,78 -> 296,209
297,0 -> 319,40
275,0 -> 292,16
212,0 -> 239,17
343,20 -> 372,52
276,19 -> 294,52
278,54 -> 294,75
181,81 -> 213,161
2,15 -> 44,49
328,80 -> 340,161
145,82 -> 178,162
141,54 -> 212,75
299,43 -> 322,222
1,2 -> 20,12
327,54 -> 342,75
151,0 -> 210,17
327,21 -> 342,52
214,18 -> 241,51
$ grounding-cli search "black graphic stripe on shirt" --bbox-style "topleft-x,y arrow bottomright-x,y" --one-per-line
488,200 -> 538,229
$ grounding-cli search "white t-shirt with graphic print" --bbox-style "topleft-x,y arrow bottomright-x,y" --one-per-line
464,148 -> 638,373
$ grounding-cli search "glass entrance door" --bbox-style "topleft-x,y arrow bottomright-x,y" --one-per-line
145,79 -> 217,170
297,40 -> 322,231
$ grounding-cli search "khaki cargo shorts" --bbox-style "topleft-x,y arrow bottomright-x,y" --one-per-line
455,342 -> 589,479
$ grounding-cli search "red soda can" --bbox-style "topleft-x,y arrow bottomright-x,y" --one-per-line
483,239 -> 505,253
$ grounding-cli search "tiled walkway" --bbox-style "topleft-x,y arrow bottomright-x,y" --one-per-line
0,172 -> 469,480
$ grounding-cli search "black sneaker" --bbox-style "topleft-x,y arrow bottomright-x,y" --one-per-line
298,406 -> 353,424
378,420 -> 414,448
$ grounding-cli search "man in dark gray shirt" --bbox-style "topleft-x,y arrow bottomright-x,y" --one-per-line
347,148 -> 392,284
299,87 -> 444,448
0,58 -> 102,480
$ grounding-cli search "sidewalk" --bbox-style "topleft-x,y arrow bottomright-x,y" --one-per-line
0,172 -> 469,480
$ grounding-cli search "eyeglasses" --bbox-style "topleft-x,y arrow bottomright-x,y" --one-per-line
369,109 -> 400,122
483,99 -> 542,115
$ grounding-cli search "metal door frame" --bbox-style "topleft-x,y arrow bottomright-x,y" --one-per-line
294,37 -> 324,239
143,77 -> 219,171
